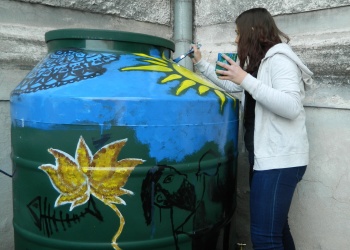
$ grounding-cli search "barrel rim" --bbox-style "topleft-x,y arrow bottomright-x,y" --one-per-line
45,28 -> 175,51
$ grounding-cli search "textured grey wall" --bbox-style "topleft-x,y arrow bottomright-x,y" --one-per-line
15,0 -> 172,25
195,0 -> 350,26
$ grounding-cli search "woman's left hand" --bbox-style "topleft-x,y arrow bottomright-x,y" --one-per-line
216,54 -> 248,85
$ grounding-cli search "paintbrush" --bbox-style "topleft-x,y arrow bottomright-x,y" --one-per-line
173,44 -> 202,63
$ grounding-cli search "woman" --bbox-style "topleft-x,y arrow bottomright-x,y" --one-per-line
191,8 -> 313,250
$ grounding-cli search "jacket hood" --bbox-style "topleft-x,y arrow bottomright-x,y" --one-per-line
264,43 -> 314,86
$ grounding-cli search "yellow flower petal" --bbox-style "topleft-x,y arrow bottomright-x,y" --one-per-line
39,147 -> 89,209
89,139 -> 127,183
91,187 -> 127,205
76,136 -> 93,174
134,53 -> 166,64
160,74 -> 182,84
214,89 -> 227,109
176,79 -> 196,95
172,64 -> 218,88
55,186 -> 90,211
162,52 -> 168,60
39,165 -> 75,194
40,148 -> 86,193
91,159 -> 144,202
91,159 -> 144,204
121,65 -> 173,72
96,159 -> 143,189
143,59 -> 168,66
198,85 -> 210,95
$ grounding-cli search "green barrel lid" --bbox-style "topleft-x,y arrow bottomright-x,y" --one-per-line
45,28 -> 175,51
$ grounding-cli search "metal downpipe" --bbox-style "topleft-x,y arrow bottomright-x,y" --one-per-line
173,0 -> 193,70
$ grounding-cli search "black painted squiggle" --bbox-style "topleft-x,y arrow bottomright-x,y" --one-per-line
0,169 -> 13,178
27,196 -> 103,238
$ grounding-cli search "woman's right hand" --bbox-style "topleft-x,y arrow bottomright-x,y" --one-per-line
191,44 -> 202,64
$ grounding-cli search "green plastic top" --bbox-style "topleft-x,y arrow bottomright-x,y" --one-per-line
45,28 -> 175,51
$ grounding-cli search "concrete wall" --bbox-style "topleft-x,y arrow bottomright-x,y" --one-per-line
194,1 -> 350,249
1,0 -> 350,249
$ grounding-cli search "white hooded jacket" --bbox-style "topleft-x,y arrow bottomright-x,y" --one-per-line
195,43 -> 313,171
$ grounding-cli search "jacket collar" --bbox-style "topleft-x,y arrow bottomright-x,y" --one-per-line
263,43 -> 314,86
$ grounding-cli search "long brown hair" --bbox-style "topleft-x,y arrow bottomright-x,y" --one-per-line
235,8 -> 290,73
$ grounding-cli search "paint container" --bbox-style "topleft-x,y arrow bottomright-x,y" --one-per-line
215,52 -> 238,76
10,29 -> 239,250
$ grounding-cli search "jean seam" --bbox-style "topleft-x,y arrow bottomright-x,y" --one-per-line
271,170 -> 281,250
295,167 -> 300,182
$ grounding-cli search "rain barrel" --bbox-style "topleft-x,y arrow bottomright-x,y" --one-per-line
10,29 -> 239,250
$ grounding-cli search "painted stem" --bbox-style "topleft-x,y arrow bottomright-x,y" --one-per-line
107,202 -> 125,250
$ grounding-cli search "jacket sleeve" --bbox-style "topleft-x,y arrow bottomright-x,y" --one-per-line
240,54 -> 303,120
194,59 -> 243,94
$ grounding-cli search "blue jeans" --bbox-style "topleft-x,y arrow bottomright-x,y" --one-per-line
250,166 -> 307,250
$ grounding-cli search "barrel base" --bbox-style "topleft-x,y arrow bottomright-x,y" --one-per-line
14,221 -> 233,250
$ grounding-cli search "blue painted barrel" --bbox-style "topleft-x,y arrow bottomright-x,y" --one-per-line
10,29 -> 239,250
